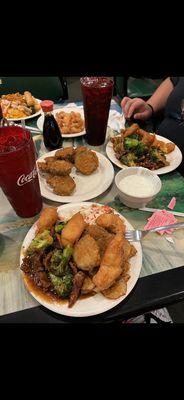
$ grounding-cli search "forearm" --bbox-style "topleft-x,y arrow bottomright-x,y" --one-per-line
146,78 -> 174,114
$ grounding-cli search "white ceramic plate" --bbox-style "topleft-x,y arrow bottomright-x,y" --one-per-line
20,202 -> 142,317
37,149 -> 114,203
106,134 -> 183,175
37,106 -> 86,138
5,99 -> 42,121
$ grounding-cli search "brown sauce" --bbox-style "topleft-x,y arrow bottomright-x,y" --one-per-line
23,273 -> 96,306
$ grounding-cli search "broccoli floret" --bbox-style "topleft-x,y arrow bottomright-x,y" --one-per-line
134,142 -> 148,157
149,148 -> 167,164
27,230 -> 53,255
149,148 -> 159,162
49,245 -> 73,276
124,137 -> 140,150
128,133 -> 140,140
55,222 -> 65,233
49,272 -> 73,297
63,245 -> 73,261
121,152 -> 137,166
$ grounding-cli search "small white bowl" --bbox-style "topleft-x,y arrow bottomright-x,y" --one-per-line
115,167 -> 162,209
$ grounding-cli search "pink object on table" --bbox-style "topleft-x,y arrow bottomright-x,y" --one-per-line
144,209 -> 178,235
167,197 -> 176,210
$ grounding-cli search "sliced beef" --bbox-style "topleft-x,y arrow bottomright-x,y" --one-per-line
31,250 -> 45,274
69,271 -> 85,308
33,271 -> 51,291
43,251 -> 53,270
21,250 -> 51,291
21,256 -> 32,274
69,260 -> 78,275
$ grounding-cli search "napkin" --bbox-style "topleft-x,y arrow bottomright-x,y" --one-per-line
108,110 -> 125,132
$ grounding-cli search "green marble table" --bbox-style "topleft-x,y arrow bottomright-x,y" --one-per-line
1,101 -> 184,317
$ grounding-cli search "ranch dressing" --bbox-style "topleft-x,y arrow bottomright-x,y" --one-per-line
119,175 -> 155,197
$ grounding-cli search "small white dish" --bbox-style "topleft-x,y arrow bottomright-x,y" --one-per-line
115,167 -> 162,209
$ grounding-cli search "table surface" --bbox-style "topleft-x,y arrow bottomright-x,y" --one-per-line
1,99 -> 184,323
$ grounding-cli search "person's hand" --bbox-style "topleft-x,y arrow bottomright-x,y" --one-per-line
121,97 -> 153,120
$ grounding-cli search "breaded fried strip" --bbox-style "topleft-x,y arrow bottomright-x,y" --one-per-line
92,233 -> 124,291
37,207 -> 58,233
122,124 -> 139,137
96,213 -> 125,234
152,138 -> 175,153
61,212 -> 86,247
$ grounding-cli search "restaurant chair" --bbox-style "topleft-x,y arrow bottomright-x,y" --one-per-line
0,77 -> 68,103
114,76 -> 163,102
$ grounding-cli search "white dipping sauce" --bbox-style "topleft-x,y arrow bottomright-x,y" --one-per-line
119,175 -> 155,197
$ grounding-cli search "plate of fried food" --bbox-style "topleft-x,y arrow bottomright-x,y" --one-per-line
20,203 -> 142,317
37,146 -> 114,202
37,106 -> 85,137
0,91 -> 42,121
106,123 -> 182,175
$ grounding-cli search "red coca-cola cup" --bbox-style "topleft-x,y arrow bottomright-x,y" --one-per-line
0,125 -> 43,218
80,77 -> 114,146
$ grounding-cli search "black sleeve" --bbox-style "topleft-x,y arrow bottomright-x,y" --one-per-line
170,77 -> 179,86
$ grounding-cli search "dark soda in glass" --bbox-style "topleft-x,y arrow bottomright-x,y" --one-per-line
0,126 -> 42,218
80,77 -> 114,146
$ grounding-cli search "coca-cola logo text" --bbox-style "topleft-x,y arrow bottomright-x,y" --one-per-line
17,166 -> 38,186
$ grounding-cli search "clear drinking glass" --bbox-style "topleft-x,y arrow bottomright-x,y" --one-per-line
80,77 -> 114,146
0,125 -> 42,217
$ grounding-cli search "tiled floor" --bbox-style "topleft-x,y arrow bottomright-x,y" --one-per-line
66,76 -> 184,323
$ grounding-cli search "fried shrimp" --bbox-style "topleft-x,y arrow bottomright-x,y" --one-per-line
75,149 -> 99,175
92,233 -> 124,291
122,123 -> 139,137
55,147 -> 75,162
55,111 -> 84,134
46,175 -> 76,195
37,207 -> 58,233
137,128 -> 155,146
61,212 -> 86,247
152,138 -> 175,153
95,213 -> 125,234
73,234 -> 101,271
